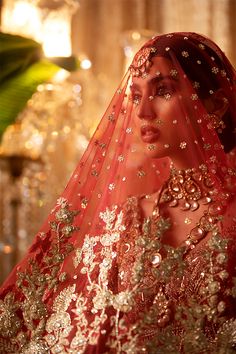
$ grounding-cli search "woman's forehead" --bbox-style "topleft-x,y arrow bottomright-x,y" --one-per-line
150,56 -> 174,71
131,56 -> 179,87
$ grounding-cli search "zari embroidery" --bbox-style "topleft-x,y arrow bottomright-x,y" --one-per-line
0,197 -> 236,353
0,199 -> 77,353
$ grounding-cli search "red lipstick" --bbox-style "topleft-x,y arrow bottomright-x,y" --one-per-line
140,125 -> 160,143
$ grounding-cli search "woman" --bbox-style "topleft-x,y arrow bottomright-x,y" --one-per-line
0,32 -> 236,353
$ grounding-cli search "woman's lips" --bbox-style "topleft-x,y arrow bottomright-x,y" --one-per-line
140,125 -> 160,143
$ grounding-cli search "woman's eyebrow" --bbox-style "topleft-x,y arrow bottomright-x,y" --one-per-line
150,75 -> 177,84
131,75 -> 177,90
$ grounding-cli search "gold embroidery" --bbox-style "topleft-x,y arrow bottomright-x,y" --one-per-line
0,293 -> 21,338
0,198 -> 235,353
45,285 -> 76,351
0,199 -> 77,352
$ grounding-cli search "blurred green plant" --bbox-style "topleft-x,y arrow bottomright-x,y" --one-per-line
0,32 -> 80,138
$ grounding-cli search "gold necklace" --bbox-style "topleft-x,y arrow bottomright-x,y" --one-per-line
151,165 -> 227,256
159,166 -> 215,211
140,165 -> 228,329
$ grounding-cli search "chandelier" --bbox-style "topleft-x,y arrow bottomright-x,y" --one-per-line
1,0 -> 79,57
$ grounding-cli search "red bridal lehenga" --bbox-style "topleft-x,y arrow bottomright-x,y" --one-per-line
0,33 -> 236,354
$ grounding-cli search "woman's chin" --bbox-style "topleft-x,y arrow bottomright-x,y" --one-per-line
143,143 -> 169,159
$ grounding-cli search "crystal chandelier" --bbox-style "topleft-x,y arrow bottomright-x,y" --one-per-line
1,0 -> 79,57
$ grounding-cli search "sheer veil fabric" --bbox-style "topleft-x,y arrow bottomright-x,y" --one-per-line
0,32 -> 236,353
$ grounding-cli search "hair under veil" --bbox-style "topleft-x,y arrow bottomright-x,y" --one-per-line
0,32 -> 236,353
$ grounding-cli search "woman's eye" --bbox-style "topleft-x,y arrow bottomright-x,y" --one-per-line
131,93 -> 141,105
155,86 -> 173,97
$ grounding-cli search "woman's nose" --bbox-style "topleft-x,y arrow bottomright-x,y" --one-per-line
137,98 -> 156,120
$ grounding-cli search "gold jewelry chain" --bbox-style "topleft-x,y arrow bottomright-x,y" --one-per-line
152,165 -> 228,249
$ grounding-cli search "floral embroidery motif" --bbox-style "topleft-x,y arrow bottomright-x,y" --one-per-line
0,199 -> 77,352
0,197 -> 236,353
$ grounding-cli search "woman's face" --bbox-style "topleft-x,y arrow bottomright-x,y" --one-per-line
131,56 -> 191,161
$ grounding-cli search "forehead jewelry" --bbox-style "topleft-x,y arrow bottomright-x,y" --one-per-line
129,46 -> 157,77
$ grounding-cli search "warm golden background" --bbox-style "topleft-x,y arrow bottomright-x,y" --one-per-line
72,0 -> 236,90
0,0 -> 235,282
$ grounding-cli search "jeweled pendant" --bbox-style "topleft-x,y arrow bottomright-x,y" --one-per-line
206,215 -> 214,223
209,202 -> 224,215
190,201 -> 199,211
169,199 -> 178,207
181,202 -> 191,210
172,184 -> 180,192
178,175 -> 184,184
151,252 -> 162,267
185,182 -> 197,193
190,226 -> 206,240
202,196 -> 212,204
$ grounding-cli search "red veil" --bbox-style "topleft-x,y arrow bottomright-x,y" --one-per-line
0,32 -> 236,353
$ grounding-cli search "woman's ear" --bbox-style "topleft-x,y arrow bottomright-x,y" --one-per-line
204,89 -> 229,117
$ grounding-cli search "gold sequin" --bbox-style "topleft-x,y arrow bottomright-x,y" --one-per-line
118,155 -> 125,162
180,141 -> 187,149
191,93 -> 198,100
147,144 -> 156,150
137,170 -> 146,178
212,66 -> 219,74
108,183 -> 115,190
126,127 -> 133,134
185,217 -> 192,224
182,51 -> 189,57
170,69 -> 178,77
